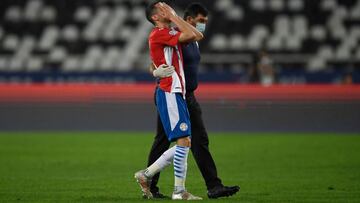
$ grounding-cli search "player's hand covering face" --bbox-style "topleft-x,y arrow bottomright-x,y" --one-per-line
156,2 -> 177,20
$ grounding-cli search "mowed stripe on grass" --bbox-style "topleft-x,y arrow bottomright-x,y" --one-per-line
0,132 -> 359,202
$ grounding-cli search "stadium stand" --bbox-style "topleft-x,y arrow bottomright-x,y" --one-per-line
0,0 -> 359,83
0,0 -> 151,73
200,0 -> 360,72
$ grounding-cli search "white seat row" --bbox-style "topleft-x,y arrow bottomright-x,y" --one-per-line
6,0 -> 56,22
250,0 -> 304,11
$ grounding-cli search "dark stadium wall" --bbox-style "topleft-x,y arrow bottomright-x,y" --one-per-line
0,84 -> 359,133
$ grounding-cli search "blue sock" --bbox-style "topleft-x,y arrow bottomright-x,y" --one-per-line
174,145 -> 190,193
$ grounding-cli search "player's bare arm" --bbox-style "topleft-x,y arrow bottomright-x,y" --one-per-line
187,22 -> 204,41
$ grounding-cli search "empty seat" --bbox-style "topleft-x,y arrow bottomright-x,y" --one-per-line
63,57 -> 80,72
6,6 -> 22,22
41,6 -> 56,22
355,47 -> 360,60
75,7 -> 93,22
330,25 -> 347,40
3,35 -> 20,51
248,33 -> 264,50
293,15 -> 308,38
267,36 -> 283,50
285,37 -> 302,50
253,25 -> 269,39
81,57 -> 97,72
288,0 -> 304,11
334,6 -> 348,19
321,0 -> 337,11
311,26 -> 327,41
335,46 -> 351,60
210,34 -> 228,51
27,57 -> 43,72
229,34 -> 246,50
62,25 -> 79,41
48,46 -> 67,62
132,6 -> 145,20
269,0 -> 285,11
0,57 -> 8,71
307,58 -> 326,71
39,26 -> 59,50
24,0 -> 44,22
227,6 -> 244,21
216,0 -> 234,11
8,57 -> 24,71
251,0 -> 266,11
318,46 -> 334,60
350,2 -> 360,19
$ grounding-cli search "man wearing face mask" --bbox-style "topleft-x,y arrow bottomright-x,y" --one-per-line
148,3 -> 240,199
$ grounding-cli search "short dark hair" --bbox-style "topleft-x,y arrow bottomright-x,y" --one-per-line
183,3 -> 208,20
145,1 -> 160,25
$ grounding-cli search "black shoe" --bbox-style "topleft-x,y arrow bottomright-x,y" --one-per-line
207,185 -> 240,199
143,191 -> 170,199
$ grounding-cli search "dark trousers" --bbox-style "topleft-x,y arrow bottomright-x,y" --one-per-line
147,91 -> 223,192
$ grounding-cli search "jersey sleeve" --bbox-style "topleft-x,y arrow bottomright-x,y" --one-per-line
150,28 -> 181,47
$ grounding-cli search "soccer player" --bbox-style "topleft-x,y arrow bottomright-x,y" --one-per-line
134,1 -> 203,200
148,3 -> 240,199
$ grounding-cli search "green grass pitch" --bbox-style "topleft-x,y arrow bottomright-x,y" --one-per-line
0,132 -> 359,202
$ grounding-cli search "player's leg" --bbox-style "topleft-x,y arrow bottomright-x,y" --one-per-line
146,113 -> 171,197
173,136 -> 191,194
144,113 -> 174,178
171,138 -> 202,201
136,89 -> 201,200
187,93 -> 240,198
135,144 -> 175,199
134,89 -> 175,199
145,145 -> 176,177
165,92 -> 201,200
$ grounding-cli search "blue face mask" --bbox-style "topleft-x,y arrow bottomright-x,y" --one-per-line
196,23 -> 206,33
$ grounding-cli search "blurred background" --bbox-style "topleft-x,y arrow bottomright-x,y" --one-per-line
0,0 -> 359,132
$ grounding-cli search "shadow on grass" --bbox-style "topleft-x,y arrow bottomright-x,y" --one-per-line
75,193 -> 265,202
76,195 -> 166,202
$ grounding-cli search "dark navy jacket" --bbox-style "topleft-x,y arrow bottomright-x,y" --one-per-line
182,41 -> 200,92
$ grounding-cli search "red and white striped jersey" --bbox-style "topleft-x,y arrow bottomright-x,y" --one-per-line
149,27 -> 186,95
